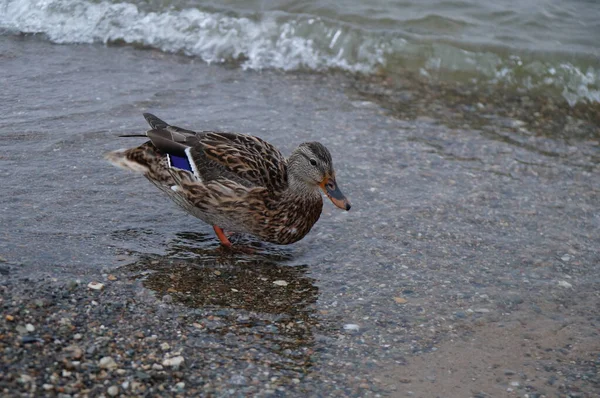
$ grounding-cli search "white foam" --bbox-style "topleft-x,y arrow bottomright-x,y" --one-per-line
0,0 -> 384,73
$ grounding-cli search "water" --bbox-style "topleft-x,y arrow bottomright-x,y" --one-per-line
0,21 -> 599,396
1,0 -> 599,105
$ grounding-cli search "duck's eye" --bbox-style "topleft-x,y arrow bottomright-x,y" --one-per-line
309,158 -> 317,166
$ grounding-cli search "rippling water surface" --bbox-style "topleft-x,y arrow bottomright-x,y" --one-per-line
1,0 -> 599,104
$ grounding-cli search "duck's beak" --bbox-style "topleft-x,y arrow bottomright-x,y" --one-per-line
320,177 -> 351,211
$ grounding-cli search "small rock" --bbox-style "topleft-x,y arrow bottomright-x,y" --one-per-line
504,369 -> 516,376
474,308 -> 490,313
272,280 -> 288,287
393,297 -> 407,304
18,374 -> 33,384
5,315 -> 14,322
62,369 -> 71,377
558,280 -> 572,289
25,323 -> 35,332
107,274 -> 117,281
21,336 -> 43,344
175,382 -> 185,391
42,384 -> 54,391
343,324 -> 360,331
65,345 -> 83,360
87,282 -> 104,291
160,342 -> 171,351
152,364 -> 163,370
122,381 -> 130,390
560,254 -> 571,262
162,356 -> 184,369
15,325 -> 28,335
510,381 -> 520,387
229,374 -> 247,385
99,356 -> 118,370
73,333 -> 82,340
107,385 -> 119,396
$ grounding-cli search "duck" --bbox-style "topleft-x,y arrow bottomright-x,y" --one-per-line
105,113 -> 351,247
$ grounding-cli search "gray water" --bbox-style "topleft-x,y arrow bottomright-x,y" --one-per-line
1,0 -> 599,105
1,27 -> 599,395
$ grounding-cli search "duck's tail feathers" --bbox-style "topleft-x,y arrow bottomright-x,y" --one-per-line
104,147 -> 150,174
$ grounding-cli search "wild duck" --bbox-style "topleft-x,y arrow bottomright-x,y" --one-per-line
105,113 -> 351,247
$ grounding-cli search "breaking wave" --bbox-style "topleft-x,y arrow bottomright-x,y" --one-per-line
1,0 -> 598,105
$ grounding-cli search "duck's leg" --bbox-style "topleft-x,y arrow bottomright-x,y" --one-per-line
213,225 -> 233,247
213,225 -> 257,254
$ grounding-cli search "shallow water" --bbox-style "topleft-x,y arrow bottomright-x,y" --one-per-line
1,34 -> 599,394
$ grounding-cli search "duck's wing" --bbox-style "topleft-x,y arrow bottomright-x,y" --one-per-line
142,114 -> 288,193
198,132 -> 289,193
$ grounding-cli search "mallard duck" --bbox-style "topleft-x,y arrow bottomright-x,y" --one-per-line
105,113 -> 351,247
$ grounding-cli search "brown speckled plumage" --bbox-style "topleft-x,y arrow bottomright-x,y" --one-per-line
105,113 -> 350,246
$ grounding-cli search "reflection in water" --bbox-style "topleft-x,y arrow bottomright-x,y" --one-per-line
121,231 -> 320,372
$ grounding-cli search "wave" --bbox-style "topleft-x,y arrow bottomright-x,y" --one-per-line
1,0 -> 598,105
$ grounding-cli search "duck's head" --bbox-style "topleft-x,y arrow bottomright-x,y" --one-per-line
288,142 -> 351,211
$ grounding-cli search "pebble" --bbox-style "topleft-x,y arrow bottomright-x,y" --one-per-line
162,356 -> 184,369
152,363 -> 164,370
18,374 -> 33,384
99,356 -> 118,370
107,274 -> 117,281
107,385 -> 119,396
73,333 -> 82,340
393,297 -> 408,304
343,324 -> 360,331
43,384 -> 54,391
160,342 -> 170,351
87,282 -> 104,291
229,374 -> 247,385
474,308 -> 490,313
272,280 -> 288,287
175,382 -> 185,391
25,323 -> 35,332
5,315 -> 14,321
558,280 -> 572,288
65,345 -> 83,360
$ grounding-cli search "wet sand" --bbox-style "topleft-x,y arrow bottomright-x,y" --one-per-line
1,35 -> 599,397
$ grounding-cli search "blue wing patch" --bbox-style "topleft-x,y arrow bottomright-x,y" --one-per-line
168,154 -> 192,172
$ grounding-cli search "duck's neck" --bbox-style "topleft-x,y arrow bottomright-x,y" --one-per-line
266,173 -> 322,244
